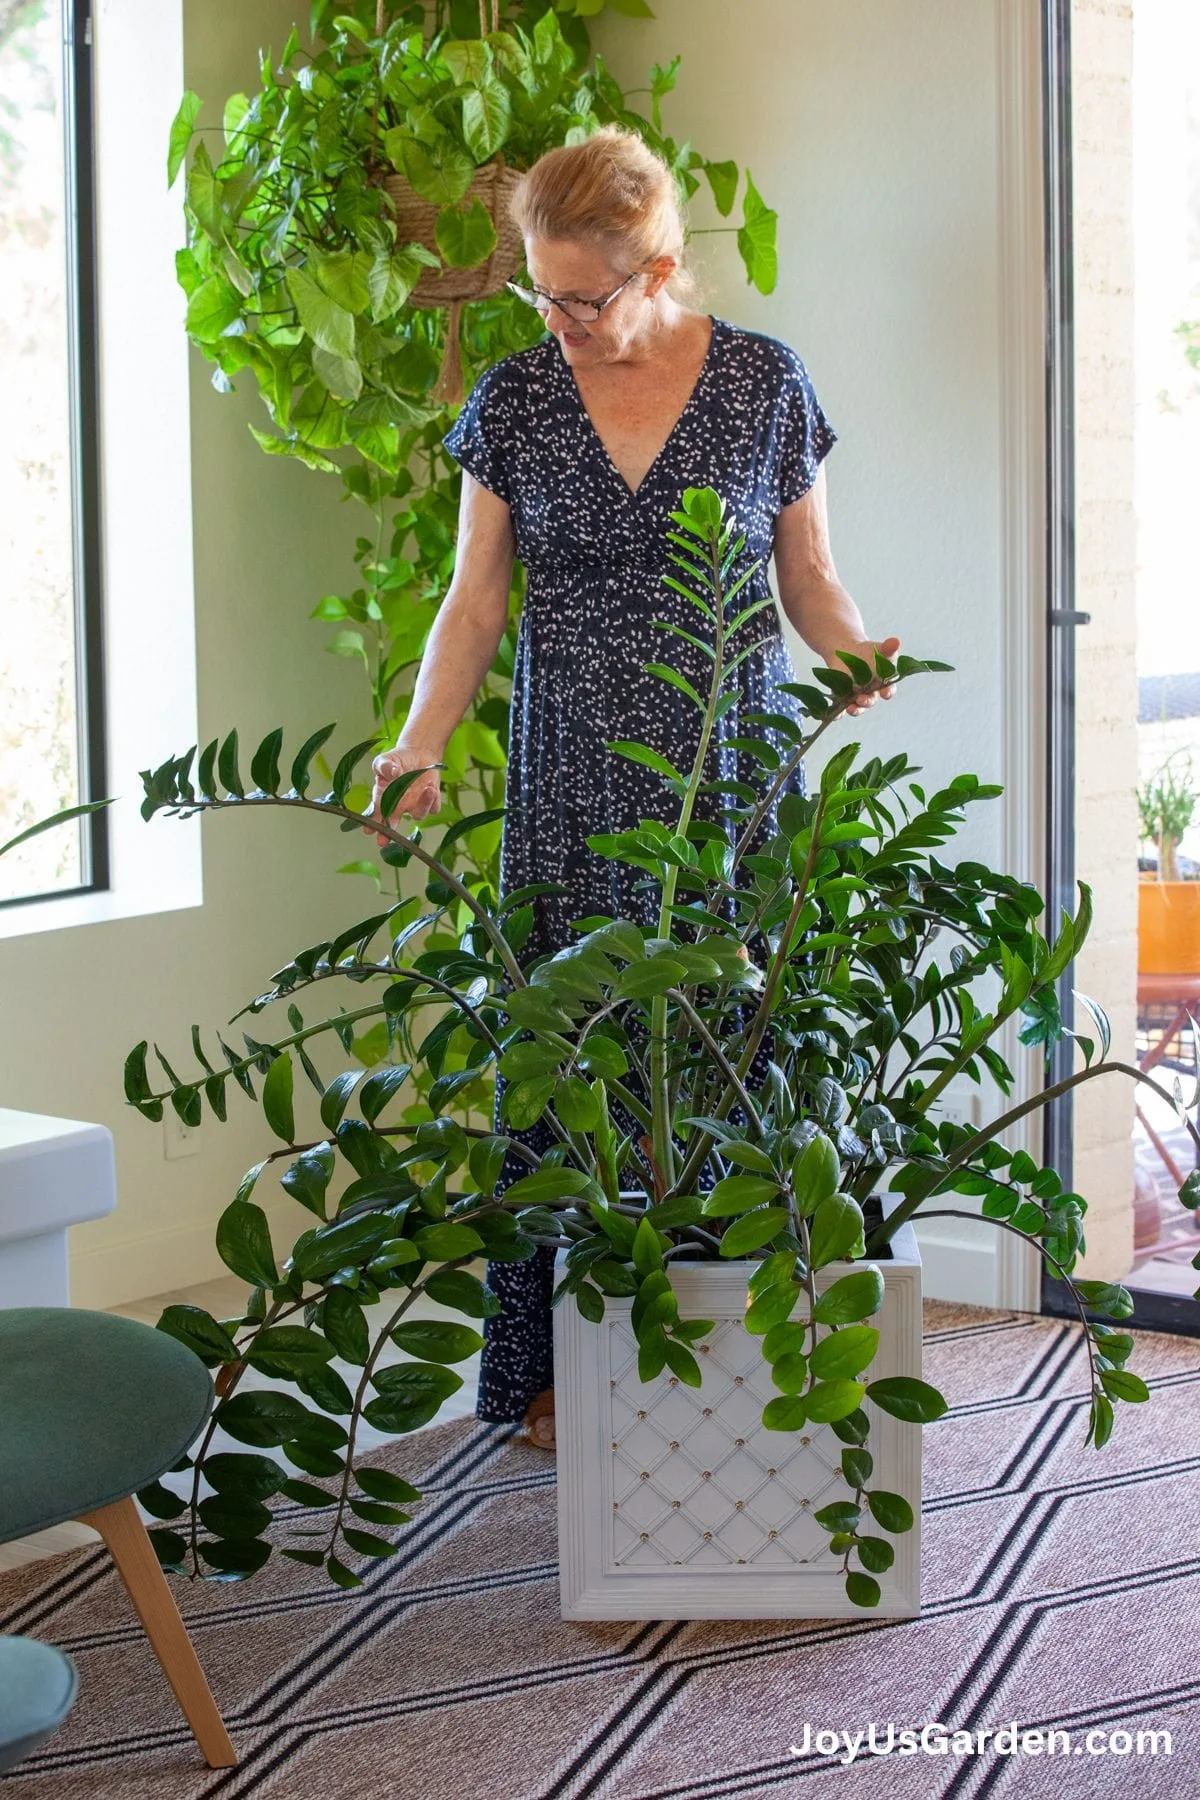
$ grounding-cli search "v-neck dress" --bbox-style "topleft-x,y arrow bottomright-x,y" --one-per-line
444,315 -> 836,1422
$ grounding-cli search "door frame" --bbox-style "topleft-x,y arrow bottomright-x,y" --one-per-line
1039,0 -> 1199,1336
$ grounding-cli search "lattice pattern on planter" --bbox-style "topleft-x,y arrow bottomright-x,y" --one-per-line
606,1318 -> 846,1569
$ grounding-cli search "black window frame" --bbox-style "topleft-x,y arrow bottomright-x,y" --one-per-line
0,0 -> 109,911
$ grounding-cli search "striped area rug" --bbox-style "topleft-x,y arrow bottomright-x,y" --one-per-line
1,1301 -> 1197,1800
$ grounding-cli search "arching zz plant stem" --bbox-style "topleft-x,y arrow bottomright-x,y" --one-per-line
128,488 -> 1198,1604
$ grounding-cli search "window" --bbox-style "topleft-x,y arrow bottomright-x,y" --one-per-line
0,0 -> 106,906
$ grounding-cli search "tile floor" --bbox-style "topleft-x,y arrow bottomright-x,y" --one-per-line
0,1272 -> 483,1574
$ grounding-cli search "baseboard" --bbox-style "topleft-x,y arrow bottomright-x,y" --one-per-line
69,1219 -> 230,1311
913,1221 -> 1003,1309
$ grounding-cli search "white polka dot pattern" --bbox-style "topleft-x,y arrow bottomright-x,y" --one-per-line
442,315 -> 837,1422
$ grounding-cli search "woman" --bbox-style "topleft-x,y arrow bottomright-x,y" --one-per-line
368,127 -> 899,1440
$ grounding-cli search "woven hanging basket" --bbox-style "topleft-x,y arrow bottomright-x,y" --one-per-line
381,163 -> 525,404
383,163 -> 525,309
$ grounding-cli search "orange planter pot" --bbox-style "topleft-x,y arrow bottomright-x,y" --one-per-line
1138,880 -> 1200,975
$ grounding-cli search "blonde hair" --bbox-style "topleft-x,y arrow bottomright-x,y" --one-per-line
510,126 -> 698,301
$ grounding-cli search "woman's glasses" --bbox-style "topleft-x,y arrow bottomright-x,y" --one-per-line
505,271 -> 639,324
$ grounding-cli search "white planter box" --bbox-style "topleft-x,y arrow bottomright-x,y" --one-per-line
555,1216 -> 922,1620
0,1109 -> 116,1308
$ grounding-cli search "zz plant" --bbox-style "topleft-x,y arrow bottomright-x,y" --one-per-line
128,489 -> 1200,1606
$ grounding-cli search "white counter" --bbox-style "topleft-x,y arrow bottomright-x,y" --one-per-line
0,1109 -> 117,1307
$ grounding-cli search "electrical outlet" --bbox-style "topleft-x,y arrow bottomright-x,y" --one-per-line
163,1111 -> 202,1161
927,1086 -> 982,1132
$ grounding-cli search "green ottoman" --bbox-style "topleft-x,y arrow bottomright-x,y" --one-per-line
0,1308 -> 236,1768
0,1636 -> 77,1774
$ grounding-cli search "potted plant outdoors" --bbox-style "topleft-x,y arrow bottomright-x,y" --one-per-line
169,0 -> 779,1113
126,490 -> 1200,1613
1137,752 -> 1200,975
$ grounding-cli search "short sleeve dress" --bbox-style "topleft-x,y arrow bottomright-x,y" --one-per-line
444,315 -> 836,1422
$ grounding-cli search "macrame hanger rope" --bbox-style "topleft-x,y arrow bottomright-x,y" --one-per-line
376,0 -> 386,36
432,299 -> 466,407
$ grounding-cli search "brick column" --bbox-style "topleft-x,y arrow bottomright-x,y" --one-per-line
1070,0 -> 1138,1276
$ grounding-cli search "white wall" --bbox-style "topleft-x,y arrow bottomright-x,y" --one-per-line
598,1 -> 1038,1304
596,0 -> 1006,853
0,2 -> 370,1306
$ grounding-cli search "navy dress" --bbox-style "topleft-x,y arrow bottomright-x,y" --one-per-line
444,315 -> 836,1422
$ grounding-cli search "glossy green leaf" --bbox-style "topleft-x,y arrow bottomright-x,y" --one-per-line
769,1352 -> 809,1394
809,1326 -> 880,1381
390,1321 -> 484,1363
812,1267 -> 884,1325
157,1305 -> 238,1366
198,1496 -> 273,1540
791,1133 -> 839,1217
663,1337 -> 702,1387
845,1571 -> 881,1609
461,78 -> 511,161
293,1215 -> 390,1281
718,1207 -> 791,1257
803,1379 -> 867,1423
203,1452 -> 287,1499
246,1326 -> 335,1378
809,1194 -> 865,1268
423,1270 -> 500,1318
841,1446 -> 873,1488
744,1280 -> 800,1336
701,1174 -> 781,1218
322,1287 -> 369,1364
356,1469 -> 421,1504
1099,1368 -> 1150,1404
365,1362 -> 462,1432
413,1222 -> 486,1262
616,956 -> 687,999
217,1391 -> 310,1448
632,1215 -> 665,1275
866,1489 -> 914,1533
762,1321 -> 808,1364
215,1200 -> 279,1288
262,1053 -> 296,1143
762,1395 -> 807,1431
866,1377 -> 948,1424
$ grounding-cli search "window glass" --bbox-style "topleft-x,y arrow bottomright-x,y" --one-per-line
0,0 -> 90,902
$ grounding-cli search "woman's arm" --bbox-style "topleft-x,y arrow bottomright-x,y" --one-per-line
368,472 -> 515,830
773,466 -> 899,716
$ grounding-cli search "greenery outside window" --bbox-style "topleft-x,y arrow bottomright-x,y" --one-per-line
0,0 -> 107,907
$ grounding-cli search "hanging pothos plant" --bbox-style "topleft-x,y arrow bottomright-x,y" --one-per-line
170,0 -> 776,1109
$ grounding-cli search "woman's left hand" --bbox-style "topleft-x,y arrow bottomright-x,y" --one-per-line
830,635 -> 902,715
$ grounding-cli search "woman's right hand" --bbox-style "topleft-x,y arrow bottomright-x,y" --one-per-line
365,745 -> 443,843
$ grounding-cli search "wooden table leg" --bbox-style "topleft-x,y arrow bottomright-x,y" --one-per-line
79,1497 -> 237,1768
